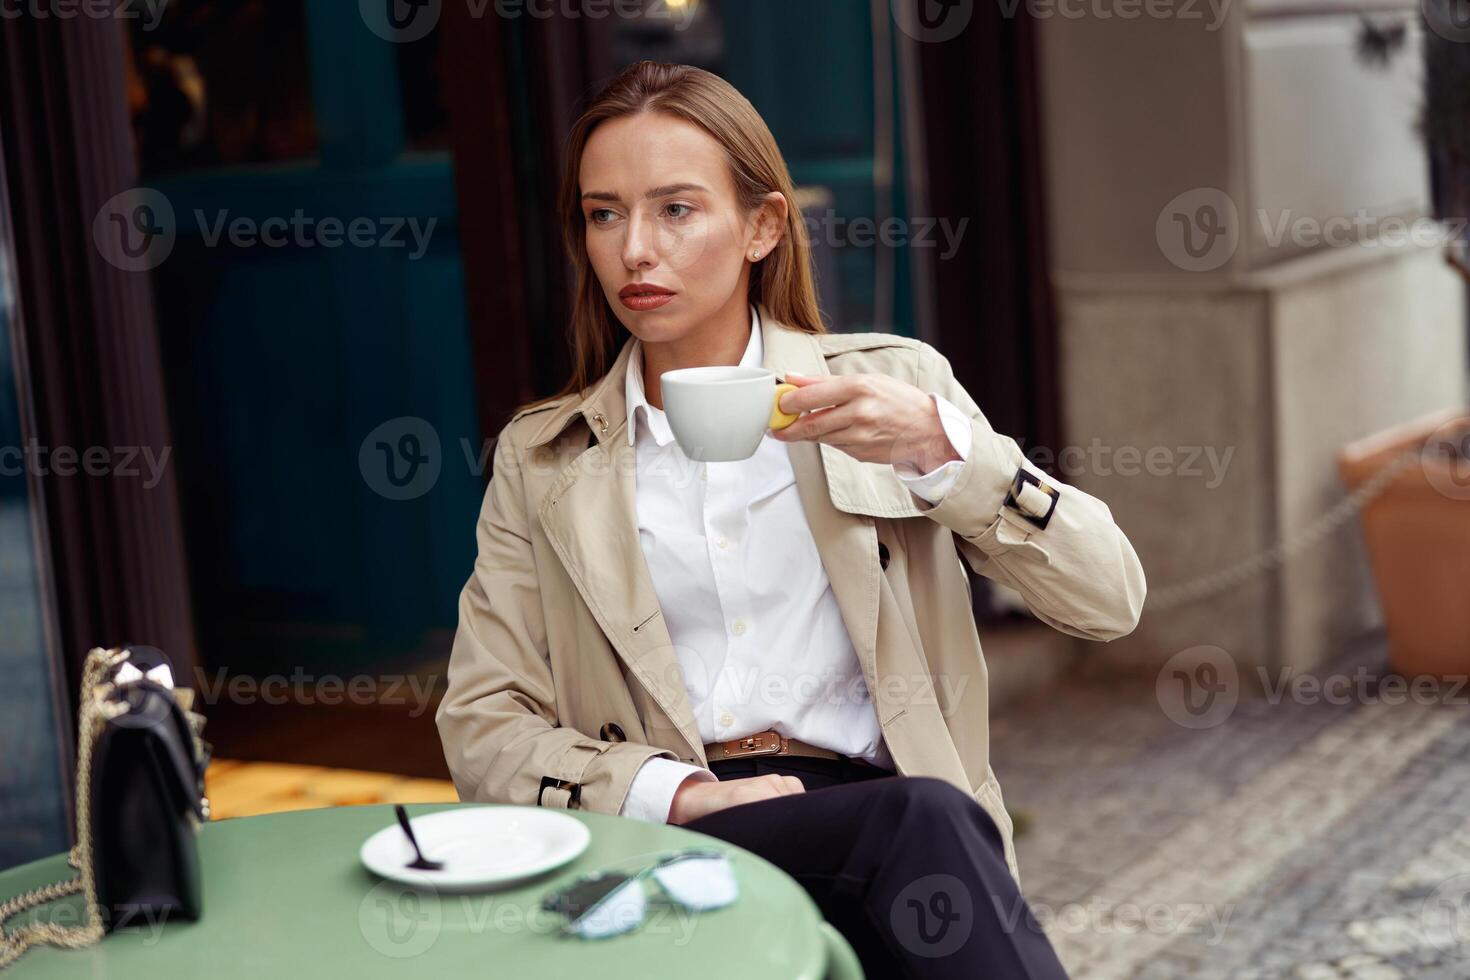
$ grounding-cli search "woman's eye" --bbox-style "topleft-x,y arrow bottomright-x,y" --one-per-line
589,208 -> 616,225
663,203 -> 693,219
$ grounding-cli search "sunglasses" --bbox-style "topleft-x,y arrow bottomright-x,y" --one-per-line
540,847 -> 739,939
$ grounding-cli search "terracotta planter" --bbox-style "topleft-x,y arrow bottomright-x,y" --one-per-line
1337,409 -> 1470,678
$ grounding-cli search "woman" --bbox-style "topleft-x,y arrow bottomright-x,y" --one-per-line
437,61 -> 1146,978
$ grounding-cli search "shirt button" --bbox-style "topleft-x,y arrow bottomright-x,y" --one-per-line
719,710 -> 734,727
716,536 -> 728,549
731,619 -> 746,635
700,466 -> 708,481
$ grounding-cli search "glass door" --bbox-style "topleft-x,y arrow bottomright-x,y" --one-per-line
0,152 -> 70,871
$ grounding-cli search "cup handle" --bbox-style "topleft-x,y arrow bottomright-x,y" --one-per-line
770,383 -> 800,430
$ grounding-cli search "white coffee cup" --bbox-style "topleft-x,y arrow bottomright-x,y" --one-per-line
659,366 -> 801,461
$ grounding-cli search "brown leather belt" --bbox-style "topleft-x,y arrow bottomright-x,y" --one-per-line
703,729 -> 882,769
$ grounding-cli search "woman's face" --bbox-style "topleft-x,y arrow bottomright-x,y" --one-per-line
579,111 -> 780,345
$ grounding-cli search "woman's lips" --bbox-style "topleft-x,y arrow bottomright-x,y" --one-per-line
619,291 -> 676,311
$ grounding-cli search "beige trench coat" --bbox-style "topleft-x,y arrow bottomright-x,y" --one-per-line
436,303 -> 1147,883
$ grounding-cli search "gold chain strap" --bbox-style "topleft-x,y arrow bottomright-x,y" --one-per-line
0,647 -> 129,971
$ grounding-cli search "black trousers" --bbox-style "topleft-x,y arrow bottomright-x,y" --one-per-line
683,756 -> 1069,980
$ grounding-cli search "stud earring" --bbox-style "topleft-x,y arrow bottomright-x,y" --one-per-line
752,250 -> 762,259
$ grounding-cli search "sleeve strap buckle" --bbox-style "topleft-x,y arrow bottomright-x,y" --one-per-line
1003,467 -> 1059,530
537,776 -> 583,809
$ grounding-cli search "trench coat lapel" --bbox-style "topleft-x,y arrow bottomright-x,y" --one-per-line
533,303 -> 917,767
761,311 -> 892,711
533,337 -> 708,766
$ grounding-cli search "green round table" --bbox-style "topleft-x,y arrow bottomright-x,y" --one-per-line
0,803 -> 863,979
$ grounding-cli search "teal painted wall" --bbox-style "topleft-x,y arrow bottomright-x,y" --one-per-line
719,0 -> 916,336
150,10 -> 480,678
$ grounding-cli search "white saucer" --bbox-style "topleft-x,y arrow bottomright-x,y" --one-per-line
360,806 -> 590,891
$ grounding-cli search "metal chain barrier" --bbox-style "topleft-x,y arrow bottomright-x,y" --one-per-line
1144,446 -> 1424,613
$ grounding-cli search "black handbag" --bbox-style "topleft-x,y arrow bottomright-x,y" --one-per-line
0,645 -> 211,970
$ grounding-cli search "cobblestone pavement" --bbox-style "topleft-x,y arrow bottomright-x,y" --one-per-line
989,637 -> 1470,979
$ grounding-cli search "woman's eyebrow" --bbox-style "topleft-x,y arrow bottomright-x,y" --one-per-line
581,182 -> 709,202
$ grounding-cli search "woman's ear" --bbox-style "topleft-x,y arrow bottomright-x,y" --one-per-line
747,191 -> 789,258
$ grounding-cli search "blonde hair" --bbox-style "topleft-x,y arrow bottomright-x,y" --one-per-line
516,60 -> 825,416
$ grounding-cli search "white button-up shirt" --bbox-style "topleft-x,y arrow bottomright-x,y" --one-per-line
618,305 -> 973,822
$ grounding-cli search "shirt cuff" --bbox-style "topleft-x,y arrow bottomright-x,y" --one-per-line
618,756 -> 718,823
893,393 -> 973,504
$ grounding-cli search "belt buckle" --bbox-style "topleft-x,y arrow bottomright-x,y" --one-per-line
723,730 -> 784,759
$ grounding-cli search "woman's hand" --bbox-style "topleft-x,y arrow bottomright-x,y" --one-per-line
668,773 -> 806,824
771,372 -> 961,473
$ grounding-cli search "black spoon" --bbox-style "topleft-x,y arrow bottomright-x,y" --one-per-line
394,804 -> 444,871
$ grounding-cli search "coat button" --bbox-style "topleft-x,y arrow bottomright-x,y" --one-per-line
599,722 -> 626,742
878,542 -> 890,570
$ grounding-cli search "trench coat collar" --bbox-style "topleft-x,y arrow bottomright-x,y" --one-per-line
531,302 -> 904,767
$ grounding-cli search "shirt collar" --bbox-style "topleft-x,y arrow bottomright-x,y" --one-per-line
626,303 -> 763,448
